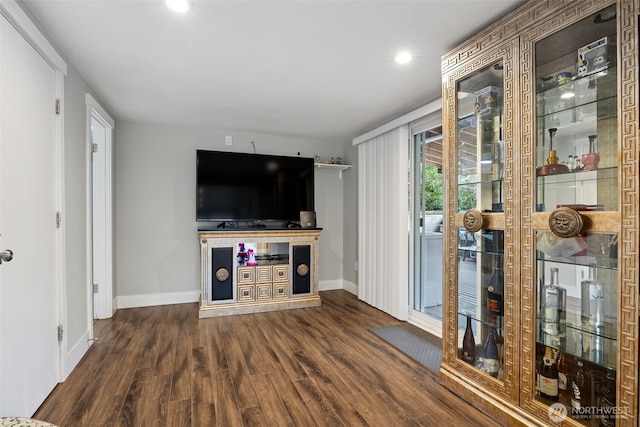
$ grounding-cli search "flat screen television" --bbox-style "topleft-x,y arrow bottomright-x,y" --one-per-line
196,150 -> 314,223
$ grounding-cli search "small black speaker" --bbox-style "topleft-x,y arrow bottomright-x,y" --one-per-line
211,247 -> 233,300
292,245 -> 311,294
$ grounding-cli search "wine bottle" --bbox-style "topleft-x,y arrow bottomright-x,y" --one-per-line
487,256 -> 504,317
541,267 -> 566,336
581,264 -> 604,327
538,346 -> 559,401
483,326 -> 500,378
571,359 -> 591,412
461,316 -> 475,365
556,351 -> 569,397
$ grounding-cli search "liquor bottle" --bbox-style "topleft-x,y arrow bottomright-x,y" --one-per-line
490,139 -> 503,181
487,256 -> 504,317
581,264 -> 604,327
541,267 -> 566,336
556,351 -> 569,398
461,316 -> 475,365
571,359 -> 591,412
597,368 -> 616,427
483,326 -> 500,378
538,346 -> 559,401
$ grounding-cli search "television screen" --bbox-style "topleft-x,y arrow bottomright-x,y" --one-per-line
196,150 -> 314,223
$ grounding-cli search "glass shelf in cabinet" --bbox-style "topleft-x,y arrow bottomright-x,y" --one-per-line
536,92 -> 616,121
536,319 -> 616,369
457,177 -> 504,187
458,309 -> 504,333
458,231 -> 504,256
535,252 -> 618,270
536,169 -> 618,212
535,165 -> 617,181
536,66 -> 617,101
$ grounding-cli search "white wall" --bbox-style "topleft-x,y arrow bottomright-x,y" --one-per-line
342,142 -> 358,291
114,121 -> 348,307
315,167 -> 344,290
62,64 -> 94,365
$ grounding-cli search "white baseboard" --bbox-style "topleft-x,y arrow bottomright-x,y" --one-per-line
341,280 -> 358,295
319,279 -> 342,291
319,279 -> 358,294
63,330 -> 91,380
113,282 -> 360,311
115,290 -> 200,310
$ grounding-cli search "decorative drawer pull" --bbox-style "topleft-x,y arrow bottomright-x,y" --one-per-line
463,209 -> 484,232
549,207 -> 583,238
297,264 -> 309,276
215,268 -> 229,281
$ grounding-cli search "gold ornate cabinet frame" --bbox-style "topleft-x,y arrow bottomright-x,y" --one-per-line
440,1 -> 638,425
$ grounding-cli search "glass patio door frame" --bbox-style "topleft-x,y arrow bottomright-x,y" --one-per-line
408,112 -> 444,338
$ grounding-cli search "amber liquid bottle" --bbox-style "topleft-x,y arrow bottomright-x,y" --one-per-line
487,257 -> 504,316
556,351 -> 569,398
538,346 -> 559,401
571,359 -> 591,412
461,316 -> 475,365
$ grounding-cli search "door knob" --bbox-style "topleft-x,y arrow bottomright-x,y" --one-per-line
0,249 -> 13,264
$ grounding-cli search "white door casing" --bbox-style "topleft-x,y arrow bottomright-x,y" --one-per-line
87,94 -> 114,320
0,12 -> 62,416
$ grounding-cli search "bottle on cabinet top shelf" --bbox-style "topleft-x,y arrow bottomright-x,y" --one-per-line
490,139 -> 504,181
537,128 -> 569,176
581,134 -> 600,171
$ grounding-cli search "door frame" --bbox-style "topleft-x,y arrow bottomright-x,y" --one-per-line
86,93 -> 114,320
408,109 -> 444,338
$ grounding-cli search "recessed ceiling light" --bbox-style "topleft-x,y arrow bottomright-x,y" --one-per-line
395,52 -> 412,64
166,0 -> 191,13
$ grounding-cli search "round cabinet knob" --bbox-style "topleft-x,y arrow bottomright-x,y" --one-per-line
215,268 -> 230,281
549,207 -> 583,238
463,209 -> 484,233
296,264 -> 309,277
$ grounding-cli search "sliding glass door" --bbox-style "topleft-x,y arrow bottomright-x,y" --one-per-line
411,124 -> 444,335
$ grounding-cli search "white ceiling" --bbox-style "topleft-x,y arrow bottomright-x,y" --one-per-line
21,0 -> 524,143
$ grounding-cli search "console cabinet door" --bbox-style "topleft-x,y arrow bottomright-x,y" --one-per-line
211,247 -> 234,301
292,244 -> 311,294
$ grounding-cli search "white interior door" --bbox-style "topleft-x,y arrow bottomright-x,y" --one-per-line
0,14 -> 60,416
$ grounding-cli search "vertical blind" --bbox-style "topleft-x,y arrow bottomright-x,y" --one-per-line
357,125 -> 409,320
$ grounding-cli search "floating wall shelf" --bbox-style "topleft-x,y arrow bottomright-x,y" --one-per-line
314,162 -> 352,179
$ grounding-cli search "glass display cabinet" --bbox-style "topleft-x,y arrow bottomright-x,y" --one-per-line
441,37 -> 520,407
441,1 -> 638,426
455,64 -> 508,374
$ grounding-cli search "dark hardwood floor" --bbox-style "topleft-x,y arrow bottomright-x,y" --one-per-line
34,290 -> 501,426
